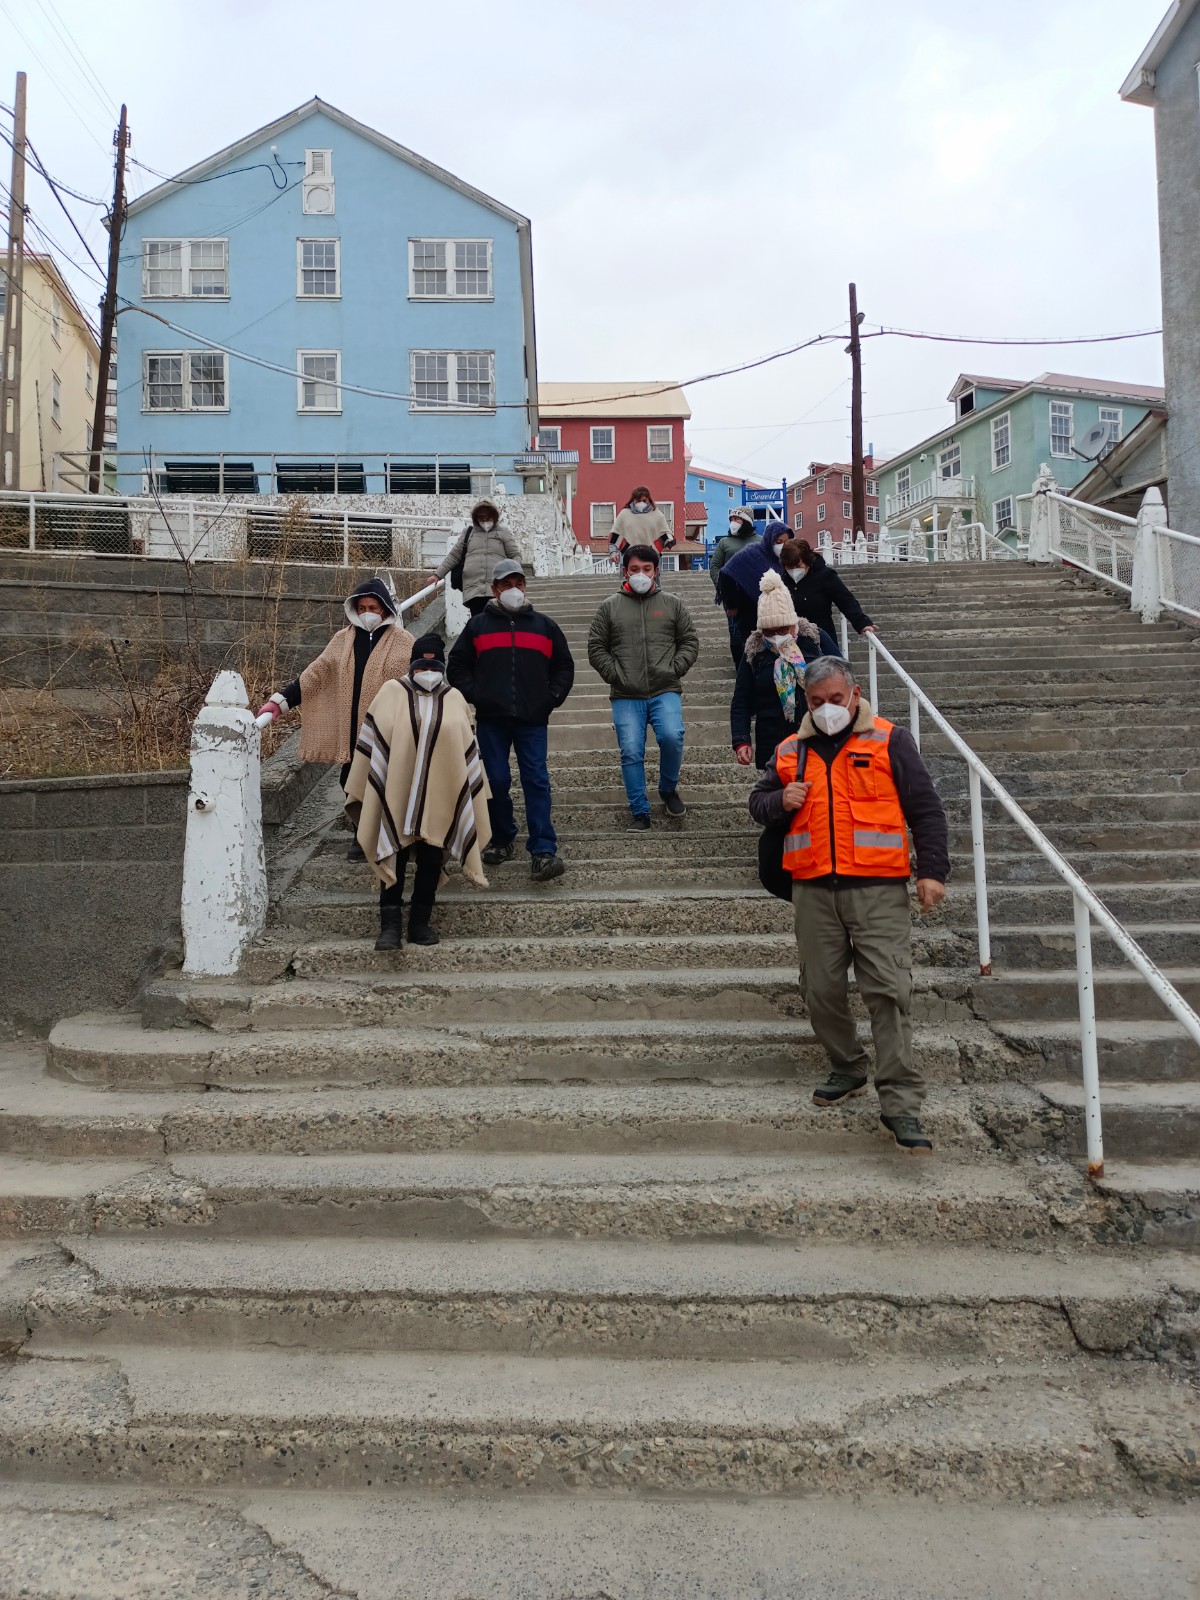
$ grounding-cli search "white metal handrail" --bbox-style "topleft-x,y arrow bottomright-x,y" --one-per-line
253,577 -> 446,730
864,630 -> 1200,1180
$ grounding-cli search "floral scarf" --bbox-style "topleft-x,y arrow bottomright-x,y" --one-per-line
768,634 -> 806,723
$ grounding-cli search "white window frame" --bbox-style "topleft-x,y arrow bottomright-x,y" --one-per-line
50,371 -> 61,427
842,527 -> 852,540
142,238 -> 230,299
51,293 -> 62,344
727,486 -> 735,499
866,505 -> 879,524
85,352 -> 94,397
590,502 -> 616,543
657,501 -> 674,531
536,426 -> 561,450
991,411 -> 1011,472
817,503 -> 826,523
1050,401 -> 1074,458
141,350 -> 229,413
841,473 -> 851,493
306,148 -> 332,178
408,238 -> 494,300
647,425 -> 672,462
697,478 -> 706,492
938,443 -> 961,480
993,496 -> 1015,533
1099,407 -> 1123,456
590,425 -> 615,464
297,349 -> 342,414
792,485 -> 802,505
842,500 -> 852,518
865,478 -> 876,496
408,349 -> 496,413
794,511 -> 803,529
816,475 -> 826,493
896,465 -> 911,497
296,237 -> 341,299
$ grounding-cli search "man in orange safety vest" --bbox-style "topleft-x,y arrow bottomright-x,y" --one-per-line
748,655 -> 949,1152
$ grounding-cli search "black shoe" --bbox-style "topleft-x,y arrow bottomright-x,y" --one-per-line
880,1113 -> 934,1154
408,909 -> 440,946
531,853 -> 565,883
482,840 -> 517,866
661,791 -> 687,818
347,840 -> 366,862
627,813 -> 652,832
374,905 -> 403,951
812,1071 -> 869,1107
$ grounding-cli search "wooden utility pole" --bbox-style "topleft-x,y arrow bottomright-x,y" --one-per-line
1,71 -> 27,491
848,281 -> 866,538
89,102 -> 127,494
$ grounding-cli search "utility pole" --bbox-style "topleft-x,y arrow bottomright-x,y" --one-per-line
1,71 -> 27,491
848,281 -> 866,539
89,102 -> 127,494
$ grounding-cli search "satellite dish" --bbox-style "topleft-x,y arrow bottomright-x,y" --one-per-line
1074,421 -> 1112,461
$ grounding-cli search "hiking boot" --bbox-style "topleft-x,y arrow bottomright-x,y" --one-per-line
627,813 -> 652,832
812,1071 -> 869,1107
374,905 -> 403,951
483,840 -> 517,866
407,908 -> 440,946
346,839 -> 366,863
661,790 -> 687,818
880,1113 -> 934,1154
531,853 -> 565,883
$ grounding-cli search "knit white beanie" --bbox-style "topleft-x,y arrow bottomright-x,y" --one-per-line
757,571 -> 799,631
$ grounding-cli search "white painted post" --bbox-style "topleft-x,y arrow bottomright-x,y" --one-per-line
968,767 -> 992,975
868,633 -> 879,712
1026,464 -> 1058,562
908,688 -> 920,750
342,511 -> 351,568
1072,891 -> 1104,1179
1131,485 -> 1166,623
27,492 -> 35,551
839,614 -> 850,656
181,670 -> 268,977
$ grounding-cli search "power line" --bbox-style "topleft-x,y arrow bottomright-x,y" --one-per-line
25,137 -> 108,278
866,324 -> 1162,348
0,0 -> 111,154
129,152 -> 297,191
31,0 -> 118,120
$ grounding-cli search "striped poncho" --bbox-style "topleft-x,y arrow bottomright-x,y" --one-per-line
344,676 -> 492,889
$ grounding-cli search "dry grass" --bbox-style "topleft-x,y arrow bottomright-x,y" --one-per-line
0,499 -> 428,780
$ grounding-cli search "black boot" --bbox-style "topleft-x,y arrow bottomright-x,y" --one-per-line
374,904 -> 404,951
408,906 -> 439,946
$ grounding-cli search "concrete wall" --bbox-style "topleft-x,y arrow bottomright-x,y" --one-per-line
0,770 -> 188,1034
1150,6 -> 1200,534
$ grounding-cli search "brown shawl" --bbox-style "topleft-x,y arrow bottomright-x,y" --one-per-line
296,623 -> 414,764
344,678 -> 492,889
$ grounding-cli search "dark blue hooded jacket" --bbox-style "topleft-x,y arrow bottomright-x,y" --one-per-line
715,521 -> 791,626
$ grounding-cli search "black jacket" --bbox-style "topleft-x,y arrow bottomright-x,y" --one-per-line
786,555 -> 873,637
448,600 -> 574,725
730,630 -> 828,768
747,703 -> 950,884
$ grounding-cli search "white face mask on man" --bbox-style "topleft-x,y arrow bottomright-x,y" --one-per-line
811,699 -> 854,736
412,669 -> 443,692
497,587 -> 525,612
357,610 -> 385,632
627,572 -> 654,595
478,519 -> 496,532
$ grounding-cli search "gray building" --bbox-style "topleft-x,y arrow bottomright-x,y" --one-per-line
1122,1 -> 1200,533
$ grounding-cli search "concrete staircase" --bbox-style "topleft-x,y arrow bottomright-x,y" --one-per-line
3,563 -> 1200,1595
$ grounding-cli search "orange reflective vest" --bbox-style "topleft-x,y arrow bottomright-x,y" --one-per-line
776,717 -> 911,880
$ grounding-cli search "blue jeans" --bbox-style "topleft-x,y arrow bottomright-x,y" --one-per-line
476,717 -> 557,857
611,693 -> 685,817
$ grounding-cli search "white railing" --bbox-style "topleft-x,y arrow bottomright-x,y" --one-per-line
884,473 -> 976,521
863,630 -> 1200,1180
588,553 -> 679,576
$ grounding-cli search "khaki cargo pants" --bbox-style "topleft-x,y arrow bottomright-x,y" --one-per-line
792,878 -> 924,1118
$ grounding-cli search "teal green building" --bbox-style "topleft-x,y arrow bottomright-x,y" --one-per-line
877,372 -> 1164,544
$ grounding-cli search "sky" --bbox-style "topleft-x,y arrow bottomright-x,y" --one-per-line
0,0 -> 1169,485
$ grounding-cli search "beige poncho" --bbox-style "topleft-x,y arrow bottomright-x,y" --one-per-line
296,623 -> 414,765
344,677 -> 492,889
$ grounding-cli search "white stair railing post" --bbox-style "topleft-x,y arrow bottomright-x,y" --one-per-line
1026,464 -> 1058,562
1131,485 -> 1166,623
181,670 -> 268,976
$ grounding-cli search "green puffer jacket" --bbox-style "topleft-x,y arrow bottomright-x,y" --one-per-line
708,528 -> 758,588
587,584 -> 700,702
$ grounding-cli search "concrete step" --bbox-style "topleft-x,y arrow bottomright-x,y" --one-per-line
0,1147 -> 1072,1246
34,1235 -> 1197,1361
998,1019 -> 1200,1082
43,1014 -> 1001,1092
1038,1080 -> 1200,1161
3,1343 -> 1195,1500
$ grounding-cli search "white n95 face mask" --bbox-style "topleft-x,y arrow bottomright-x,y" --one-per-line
812,701 -> 853,736
412,669 -> 443,691
498,588 -> 525,612
627,573 -> 654,594
358,610 -> 384,632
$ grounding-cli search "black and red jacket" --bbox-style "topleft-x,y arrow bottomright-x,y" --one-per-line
447,600 -> 575,725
